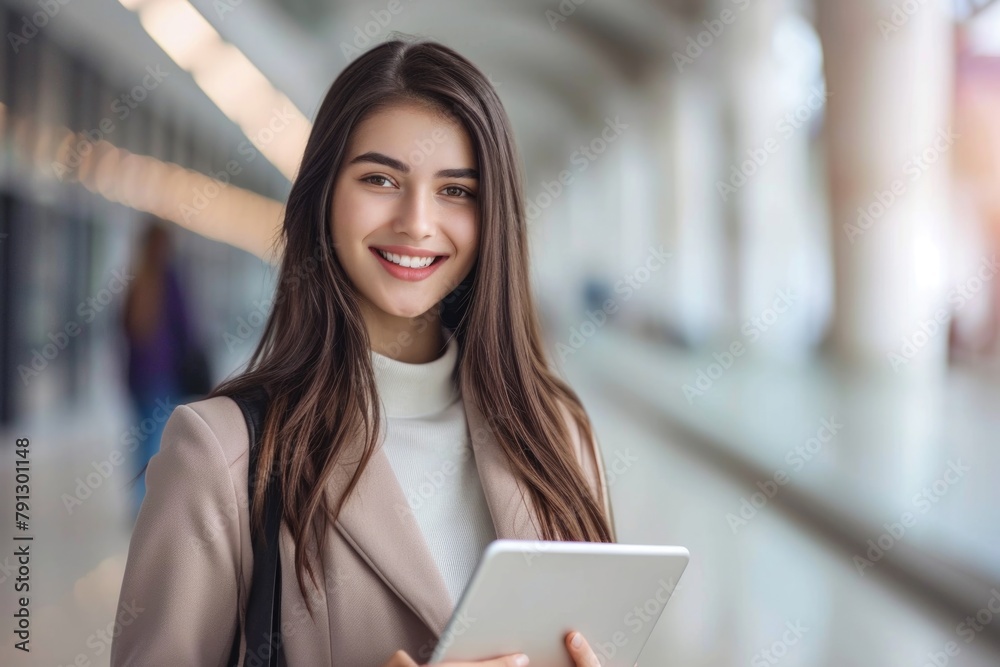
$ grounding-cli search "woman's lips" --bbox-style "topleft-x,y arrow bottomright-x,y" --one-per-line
370,247 -> 447,282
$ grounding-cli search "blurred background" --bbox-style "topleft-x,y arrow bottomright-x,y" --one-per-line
1,0 -> 1000,665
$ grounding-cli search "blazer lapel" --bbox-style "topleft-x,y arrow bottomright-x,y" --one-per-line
333,396 -> 543,639
333,439 -> 455,637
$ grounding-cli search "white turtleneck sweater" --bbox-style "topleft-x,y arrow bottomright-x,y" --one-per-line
370,328 -> 497,605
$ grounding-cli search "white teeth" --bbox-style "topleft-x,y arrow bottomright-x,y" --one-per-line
377,249 -> 436,268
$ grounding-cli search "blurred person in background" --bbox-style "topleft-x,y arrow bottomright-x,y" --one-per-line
121,217 -> 206,519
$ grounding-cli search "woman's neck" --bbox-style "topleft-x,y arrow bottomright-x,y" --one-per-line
362,301 -> 447,363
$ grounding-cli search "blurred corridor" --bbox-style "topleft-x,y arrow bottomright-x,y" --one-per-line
2,0 -> 1000,665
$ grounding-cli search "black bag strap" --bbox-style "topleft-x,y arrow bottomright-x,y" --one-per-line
227,387 -> 284,667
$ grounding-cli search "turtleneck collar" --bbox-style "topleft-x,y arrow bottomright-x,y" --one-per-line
370,328 -> 460,418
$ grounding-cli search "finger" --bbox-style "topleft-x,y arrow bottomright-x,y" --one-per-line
565,631 -> 601,667
386,650 -> 420,667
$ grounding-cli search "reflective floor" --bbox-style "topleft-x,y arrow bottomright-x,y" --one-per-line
564,328 -> 1000,666
577,327 -> 1000,597
574,384 -> 1000,665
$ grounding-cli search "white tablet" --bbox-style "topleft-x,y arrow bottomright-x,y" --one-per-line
429,539 -> 689,666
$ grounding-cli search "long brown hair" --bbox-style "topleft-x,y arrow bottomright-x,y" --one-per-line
209,37 -> 613,611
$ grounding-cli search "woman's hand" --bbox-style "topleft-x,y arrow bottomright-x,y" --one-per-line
381,632 -> 612,667
380,649 -> 530,667
564,631 -> 603,667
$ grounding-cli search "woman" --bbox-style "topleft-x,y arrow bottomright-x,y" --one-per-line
111,38 -> 617,667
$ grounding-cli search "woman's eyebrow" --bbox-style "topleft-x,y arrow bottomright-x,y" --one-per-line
435,167 -> 478,180
350,151 -> 408,172
349,151 -> 478,180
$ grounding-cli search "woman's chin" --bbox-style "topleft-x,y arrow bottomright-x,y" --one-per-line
372,298 -> 438,321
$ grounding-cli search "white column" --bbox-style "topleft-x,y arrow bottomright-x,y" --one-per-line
817,0 -> 954,373
655,72 -> 730,346
724,3 -> 831,360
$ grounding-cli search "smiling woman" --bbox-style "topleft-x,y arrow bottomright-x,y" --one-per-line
111,38 -> 615,667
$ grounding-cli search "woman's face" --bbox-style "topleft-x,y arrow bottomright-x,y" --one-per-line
330,101 -> 479,323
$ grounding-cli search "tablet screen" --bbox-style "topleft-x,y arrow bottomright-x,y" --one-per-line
430,539 -> 690,666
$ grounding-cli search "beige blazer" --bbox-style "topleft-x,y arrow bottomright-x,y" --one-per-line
111,393 -> 615,667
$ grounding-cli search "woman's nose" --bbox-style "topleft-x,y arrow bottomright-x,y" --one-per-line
393,187 -> 435,239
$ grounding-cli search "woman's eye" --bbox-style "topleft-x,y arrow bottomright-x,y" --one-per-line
363,175 -> 394,187
443,186 -> 472,198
